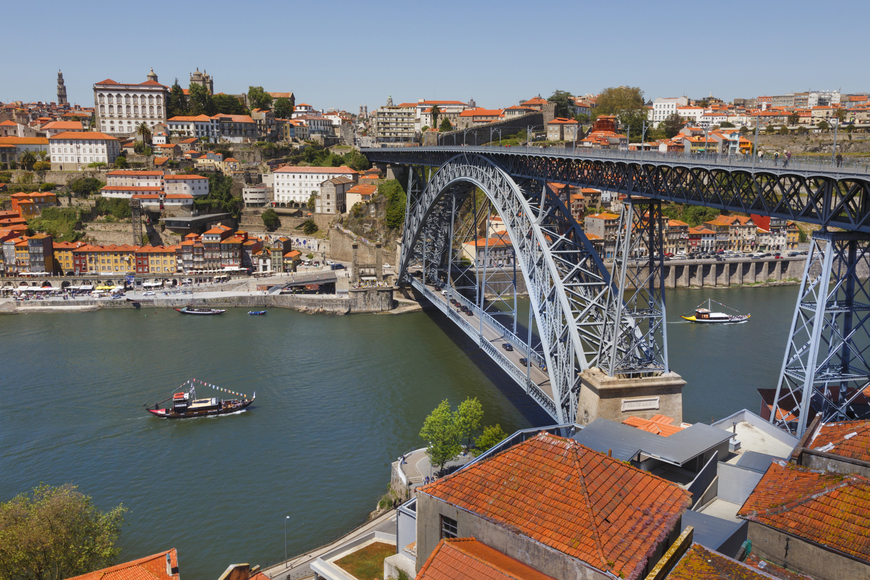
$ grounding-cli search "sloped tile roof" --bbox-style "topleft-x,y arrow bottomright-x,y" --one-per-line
417,538 -> 556,580
66,548 -> 178,580
419,432 -> 690,579
808,420 -> 870,462
667,544 -> 784,579
738,460 -> 870,563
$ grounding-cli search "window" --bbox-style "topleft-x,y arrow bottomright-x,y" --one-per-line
440,515 -> 457,539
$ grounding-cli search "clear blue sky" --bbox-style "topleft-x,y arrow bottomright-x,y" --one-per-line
3,0 -> 867,112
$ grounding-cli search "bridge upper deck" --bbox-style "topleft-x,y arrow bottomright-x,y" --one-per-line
363,146 -> 870,234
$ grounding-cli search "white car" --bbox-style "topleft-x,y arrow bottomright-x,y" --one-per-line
383,262 -> 392,269
143,291 -> 155,296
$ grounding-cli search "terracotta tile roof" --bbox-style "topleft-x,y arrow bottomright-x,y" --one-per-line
418,538 -> 557,580
586,212 -> 620,220
743,554 -> 814,580
274,165 -> 357,174
0,136 -> 50,146
738,460 -> 870,563
164,174 -> 207,180
667,544 -> 783,579
107,170 -> 163,176
807,420 -> 870,463
66,548 -> 178,580
49,131 -> 118,141
622,415 -> 685,437
419,432 -> 690,579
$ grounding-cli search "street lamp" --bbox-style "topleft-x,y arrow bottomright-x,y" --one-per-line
832,118 -> 839,166
284,515 -> 290,567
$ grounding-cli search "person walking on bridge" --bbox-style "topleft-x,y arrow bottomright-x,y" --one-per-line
774,152 -> 779,166
783,151 -> 791,169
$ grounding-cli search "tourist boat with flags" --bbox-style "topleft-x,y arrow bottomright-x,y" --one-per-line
174,305 -> 226,315
145,379 -> 255,419
681,299 -> 750,324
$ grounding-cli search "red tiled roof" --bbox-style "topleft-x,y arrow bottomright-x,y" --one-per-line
66,548 -> 178,580
808,420 -> 870,463
107,170 -> 163,176
738,460 -> 870,563
418,538 -> 557,580
274,165 -> 357,174
419,432 -> 690,579
163,174 -> 207,180
49,131 -> 118,141
668,544 -> 786,580
622,415 -> 685,437
348,184 -> 377,195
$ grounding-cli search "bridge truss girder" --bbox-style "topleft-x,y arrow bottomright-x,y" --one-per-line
600,198 -> 669,377
368,148 -> 870,235
399,153 -> 621,423
771,231 -> 870,437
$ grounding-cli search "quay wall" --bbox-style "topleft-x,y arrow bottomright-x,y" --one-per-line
5,288 -> 395,315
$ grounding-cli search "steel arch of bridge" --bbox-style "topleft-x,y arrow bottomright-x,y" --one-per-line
400,153 -> 626,423
364,146 -> 870,234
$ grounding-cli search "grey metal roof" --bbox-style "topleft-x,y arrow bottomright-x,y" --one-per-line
735,450 -> 778,473
682,510 -> 746,556
571,418 -> 734,466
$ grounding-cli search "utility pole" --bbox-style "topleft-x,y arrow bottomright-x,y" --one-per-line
752,116 -> 760,171
832,118 -> 839,165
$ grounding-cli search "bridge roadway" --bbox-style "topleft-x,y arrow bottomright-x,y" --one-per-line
411,274 -> 558,418
364,145 -> 870,234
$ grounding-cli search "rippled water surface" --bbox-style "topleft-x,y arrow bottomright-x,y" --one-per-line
0,285 -> 800,578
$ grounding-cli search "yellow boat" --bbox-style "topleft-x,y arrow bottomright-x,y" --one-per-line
681,299 -> 750,324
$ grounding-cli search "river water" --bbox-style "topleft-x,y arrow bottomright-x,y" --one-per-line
0,285 -> 799,579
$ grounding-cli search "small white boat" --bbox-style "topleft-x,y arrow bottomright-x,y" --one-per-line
682,299 -> 749,324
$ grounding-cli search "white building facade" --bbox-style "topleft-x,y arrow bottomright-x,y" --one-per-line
272,166 -> 357,206
167,115 -> 220,141
650,97 -> 689,127
164,175 -> 210,197
49,131 -> 120,171
106,170 -> 164,187
93,69 -> 169,137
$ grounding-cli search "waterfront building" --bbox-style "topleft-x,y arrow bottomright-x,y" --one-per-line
201,225 -> 235,270
270,237 -> 293,273
738,460 -> 870,580
72,244 -> 137,274
49,131 -> 120,171
26,234 -> 54,273
272,165 -> 357,206
687,226 -> 716,253
584,212 -> 620,258
704,215 -> 756,252
94,70 -> 168,137
178,234 -> 205,272
134,246 -> 178,275
101,185 -> 163,200
459,234 -> 514,269
53,241 -> 86,274
414,432 -> 690,579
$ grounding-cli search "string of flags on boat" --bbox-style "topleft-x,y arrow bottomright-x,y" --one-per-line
178,378 -> 249,399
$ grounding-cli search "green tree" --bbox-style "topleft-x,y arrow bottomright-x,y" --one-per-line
33,161 -> 51,173
247,86 -> 273,111
167,79 -> 188,118
594,86 -> 645,117
113,155 -> 128,169
307,193 -> 317,212
274,97 -> 294,119
19,151 -> 37,171
137,122 -> 151,145
617,108 -> 649,142
0,483 -> 126,580
660,112 -> 684,138
719,121 -> 735,128
380,179 -> 406,230
302,219 -> 318,235
419,400 -> 462,473
213,94 -> 246,115
439,117 -> 453,132
473,424 -> 508,456
788,112 -> 800,126
454,397 -> 484,448
69,177 -> 103,197
188,83 -> 215,116
430,104 -> 441,130
343,150 -> 370,172
817,120 -> 830,132
261,208 -> 280,231
834,108 -> 847,123
548,89 -> 574,118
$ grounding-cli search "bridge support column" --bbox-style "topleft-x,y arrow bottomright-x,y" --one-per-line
576,367 -> 685,426
770,231 -> 870,437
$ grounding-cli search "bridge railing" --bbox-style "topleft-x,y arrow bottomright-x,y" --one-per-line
367,144 -> 870,176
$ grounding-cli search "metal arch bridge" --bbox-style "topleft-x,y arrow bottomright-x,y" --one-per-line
363,145 -> 870,434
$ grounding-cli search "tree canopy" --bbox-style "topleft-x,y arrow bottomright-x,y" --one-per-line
302,219 -> 318,235
188,83 -> 214,116
167,79 -> 188,118
248,86 -> 273,111
19,151 -> 36,171
594,86 -> 645,117
261,208 -> 280,231
473,424 -> 508,457
548,90 -> 574,118
213,94 -> 246,115
430,104 -> 441,129
454,397 -> 483,448
419,400 -> 463,472
0,484 -> 126,580
380,179 -> 406,230
69,177 -> 103,197
194,174 -> 242,218
439,118 -> 453,132
274,97 -> 294,119
660,112 -> 685,138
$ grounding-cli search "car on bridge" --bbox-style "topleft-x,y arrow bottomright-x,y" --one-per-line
502,343 -> 513,352
519,358 -> 528,366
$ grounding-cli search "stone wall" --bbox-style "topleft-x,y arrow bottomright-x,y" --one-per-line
433,112 -> 545,147
8,169 -> 109,186
329,227 -> 390,264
